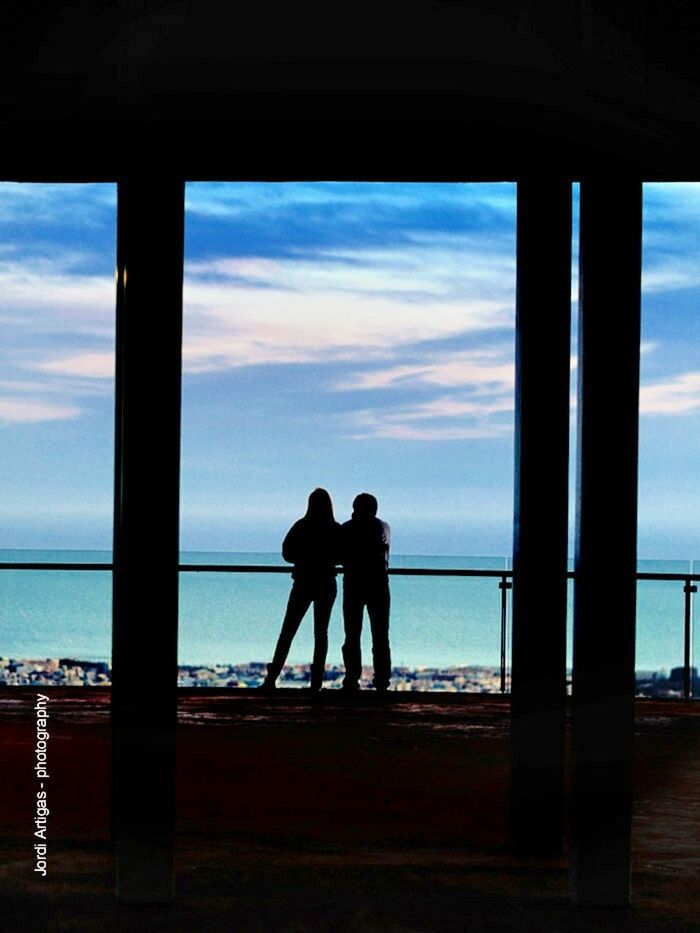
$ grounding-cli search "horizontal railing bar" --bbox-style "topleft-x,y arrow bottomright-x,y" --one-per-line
1,561 -> 699,582
181,564 -> 288,573
635,572 -> 700,581
0,561 -> 700,582
0,562 -> 113,571
180,564 -> 512,577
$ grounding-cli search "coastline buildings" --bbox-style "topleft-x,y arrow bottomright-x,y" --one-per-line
1,656 -> 695,697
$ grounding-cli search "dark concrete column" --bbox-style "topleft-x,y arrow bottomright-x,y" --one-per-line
112,176 -> 185,903
510,177 -> 571,852
570,177 -> 642,906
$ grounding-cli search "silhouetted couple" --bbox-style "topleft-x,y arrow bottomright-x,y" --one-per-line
260,488 -> 391,693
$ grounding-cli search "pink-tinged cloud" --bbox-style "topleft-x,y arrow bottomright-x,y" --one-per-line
181,281 -> 510,373
34,352 -> 114,378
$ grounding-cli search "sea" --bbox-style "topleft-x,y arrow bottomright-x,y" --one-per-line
0,549 -> 697,674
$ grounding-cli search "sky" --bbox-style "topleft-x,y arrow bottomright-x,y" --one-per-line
0,181 -> 698,559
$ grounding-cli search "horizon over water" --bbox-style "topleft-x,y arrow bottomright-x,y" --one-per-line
0,548 -> 698,674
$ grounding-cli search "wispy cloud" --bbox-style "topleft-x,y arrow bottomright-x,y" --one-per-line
0,183 -> 115,227
337,345 -> 515,441
641,183 -> 700,294
0,397 -> 81,424
0,379 -> 62,393
185,181 -> 517,226
0,259 -> 114,336
343,398 -> 513,441
640,371 -> 700,415
335,348 -> 514,393
644,183 -> 700,224
181,233 -> 515,375
391,397 -> 514,419
642,259 -> 700,294
187,236 -> 515,303
0,250 -> 115,423
34,352 -> 114,379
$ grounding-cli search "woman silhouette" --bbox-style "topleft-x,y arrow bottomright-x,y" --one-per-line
260,488 -> 341,692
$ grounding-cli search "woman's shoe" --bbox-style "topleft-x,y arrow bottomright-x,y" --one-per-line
257,664 -> 278,692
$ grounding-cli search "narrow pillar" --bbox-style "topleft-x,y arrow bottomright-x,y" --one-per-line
510,177 -> 571,852
570,177 -> 642,906
112,176 -> 185,902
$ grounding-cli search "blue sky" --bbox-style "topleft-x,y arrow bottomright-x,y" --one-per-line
0,181 -> 698,558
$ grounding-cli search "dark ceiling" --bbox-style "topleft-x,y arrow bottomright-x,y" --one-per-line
2,1 -> 699,178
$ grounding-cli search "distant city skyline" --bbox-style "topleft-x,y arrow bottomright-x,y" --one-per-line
0,182 -> 698,558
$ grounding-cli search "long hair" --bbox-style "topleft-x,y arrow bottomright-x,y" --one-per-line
305,487 -> 335,523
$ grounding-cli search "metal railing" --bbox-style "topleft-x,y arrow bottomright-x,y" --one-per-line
1,561 -> 698,697
636,570 -> 699,699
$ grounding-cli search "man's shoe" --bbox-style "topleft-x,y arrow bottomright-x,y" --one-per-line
340,681 -> 360,693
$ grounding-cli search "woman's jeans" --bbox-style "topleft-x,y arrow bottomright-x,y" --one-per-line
269,578 -> 337,687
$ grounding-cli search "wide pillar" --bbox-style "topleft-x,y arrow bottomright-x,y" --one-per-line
112,176 -> 185,902
570,177 -> 642,906
510,177 -> 571,852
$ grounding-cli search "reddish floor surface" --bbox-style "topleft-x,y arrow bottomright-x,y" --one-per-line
0,690 -> 699,931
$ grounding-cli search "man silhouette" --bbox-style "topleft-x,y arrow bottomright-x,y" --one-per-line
340,493 -> 391,692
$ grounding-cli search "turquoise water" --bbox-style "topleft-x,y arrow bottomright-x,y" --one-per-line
0,550 -> 696,672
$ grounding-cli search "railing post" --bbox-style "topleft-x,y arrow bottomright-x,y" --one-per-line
570,175 -> 642,907
112,175 -> 184,903
499,576 -> 512,694
510,176 -> 571,853
684,578 -> 697,700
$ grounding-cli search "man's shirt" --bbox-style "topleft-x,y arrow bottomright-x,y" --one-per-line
340,516 -> 390,583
